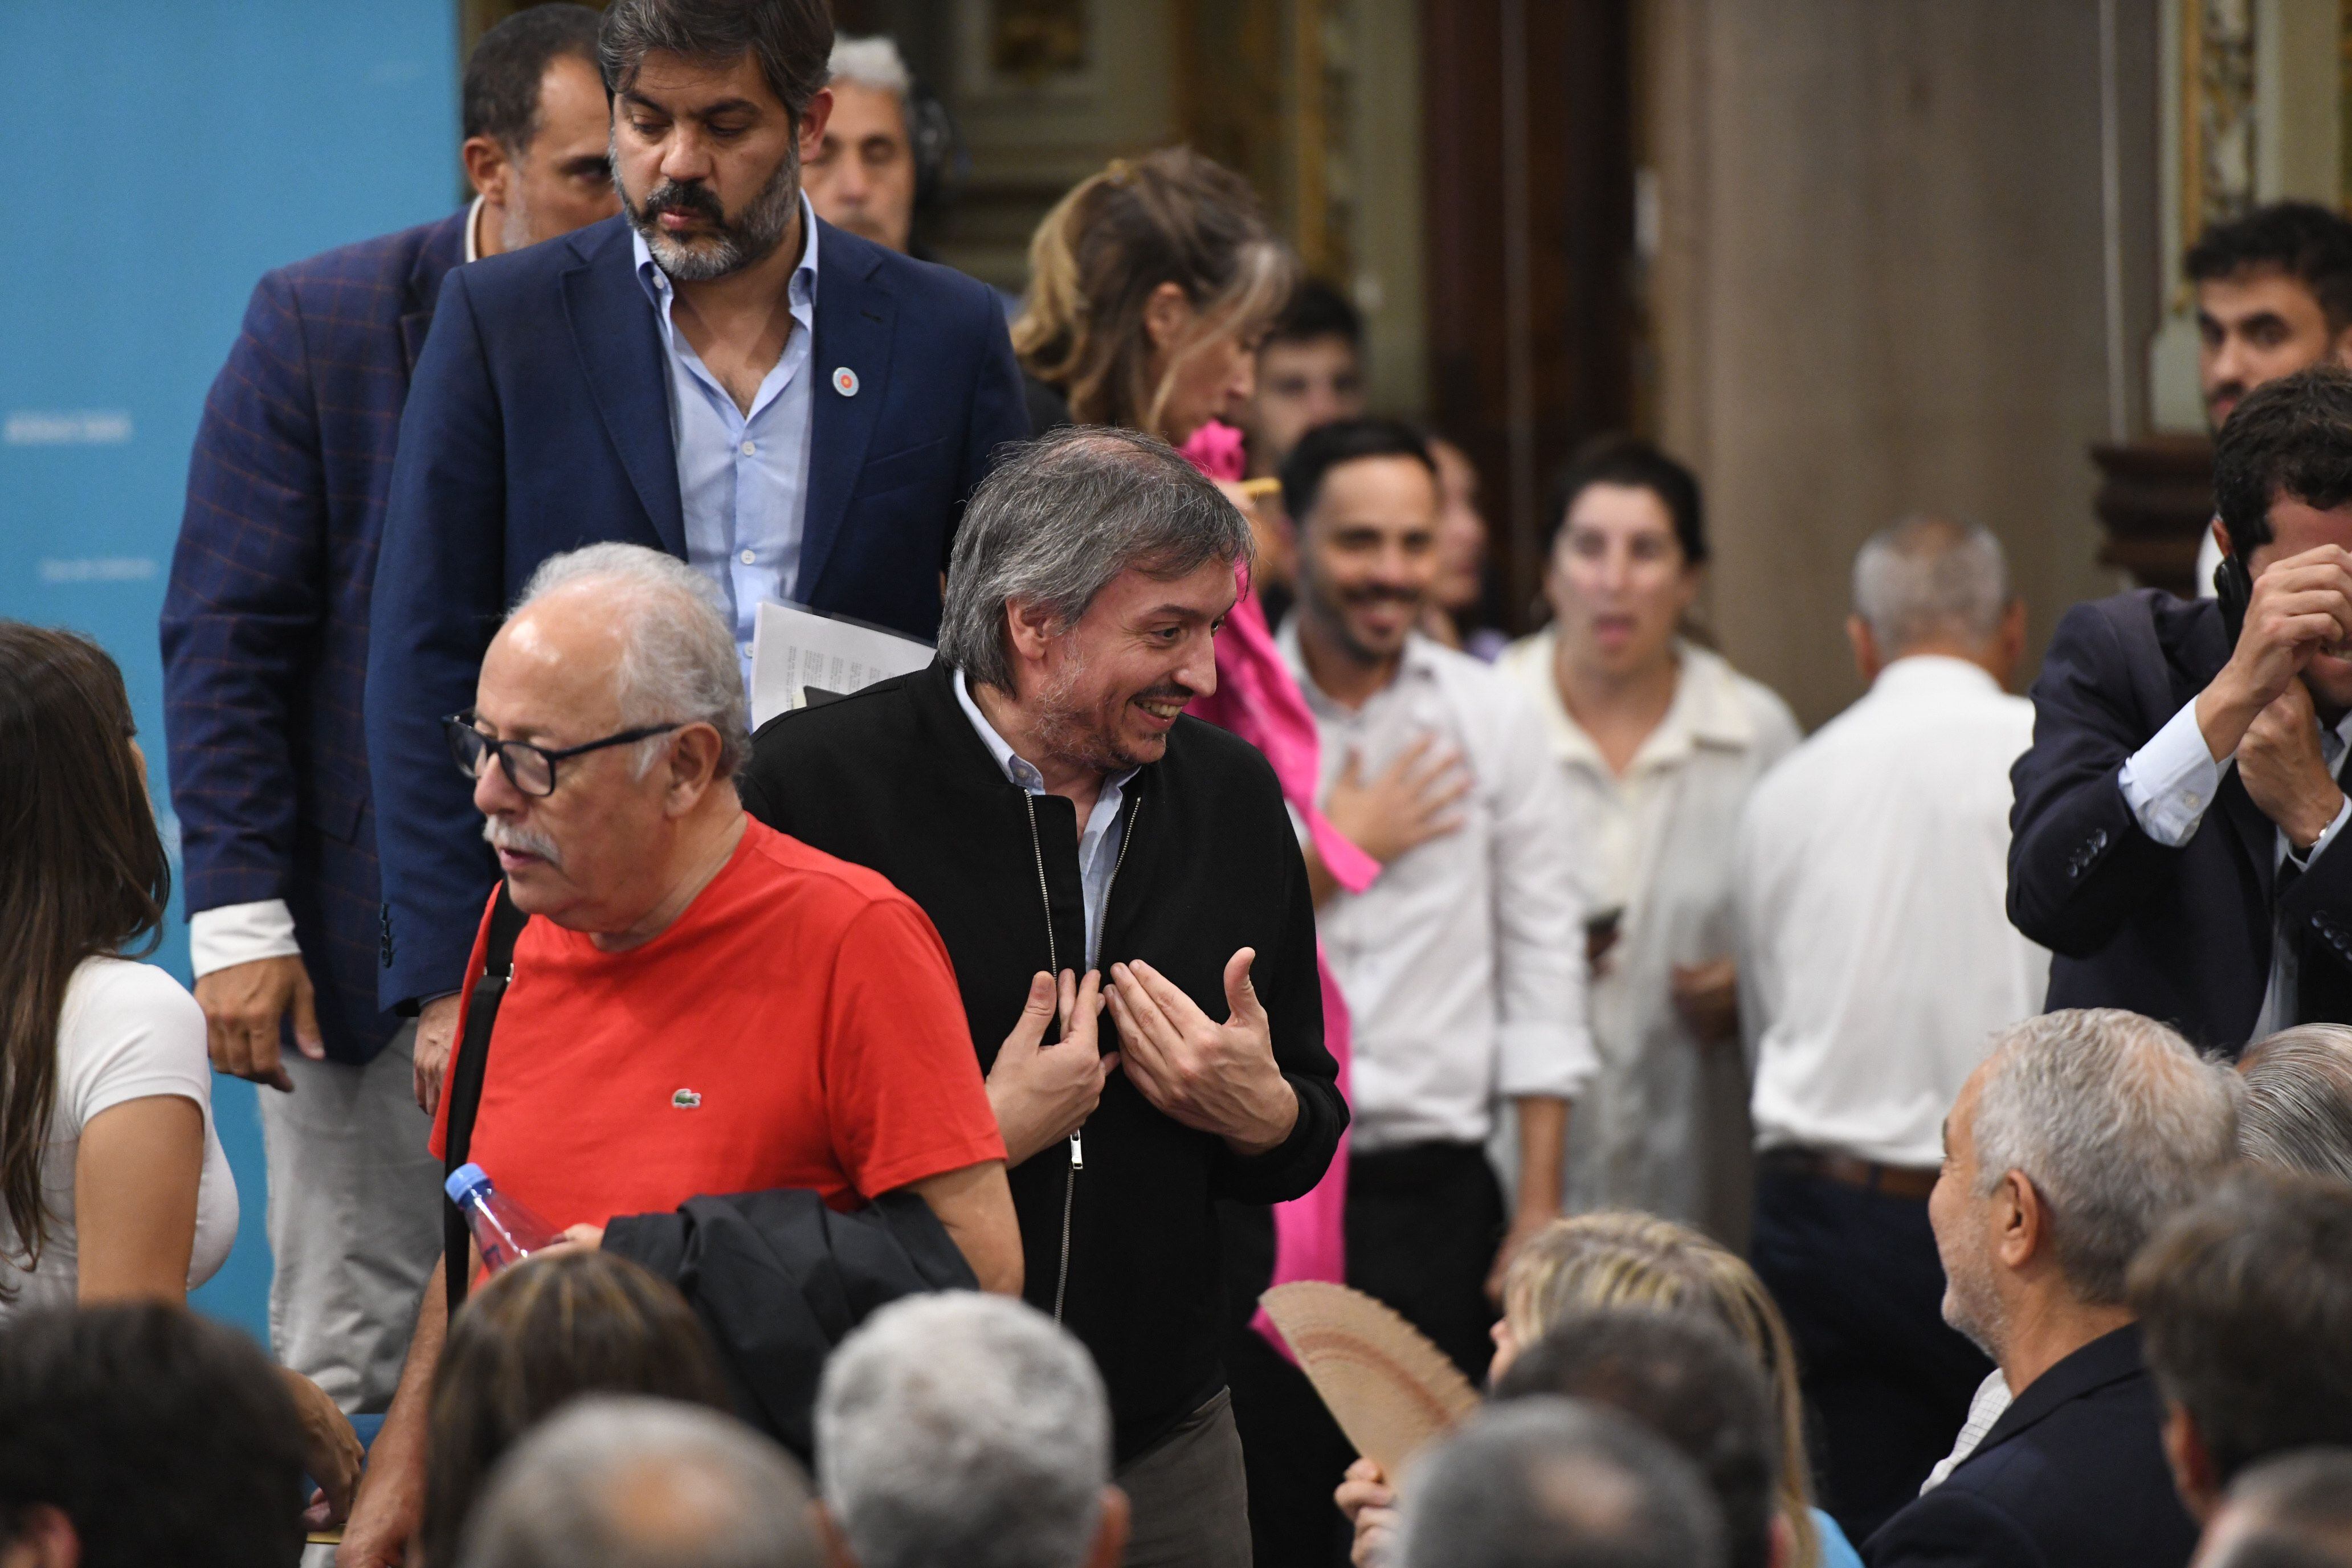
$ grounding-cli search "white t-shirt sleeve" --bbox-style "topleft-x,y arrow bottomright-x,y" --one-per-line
56,959 -> 239,1292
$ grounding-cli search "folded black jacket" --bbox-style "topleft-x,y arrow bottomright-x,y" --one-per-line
604,1187 -> 974,1460
741,661 -> 1345,1461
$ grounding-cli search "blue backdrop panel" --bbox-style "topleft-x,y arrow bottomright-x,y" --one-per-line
0,2 -> 460,1342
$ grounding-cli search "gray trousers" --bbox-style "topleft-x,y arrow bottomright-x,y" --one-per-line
1118,1389 -> 1253,1568
258,1022 -> 444,1415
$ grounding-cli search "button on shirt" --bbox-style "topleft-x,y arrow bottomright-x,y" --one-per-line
1281,624 -> 1595,1152
2119,692 -> 2352,1038
1736,656 -> 2049,1169
954,670 -> 1133,969
632,197 -> 820,690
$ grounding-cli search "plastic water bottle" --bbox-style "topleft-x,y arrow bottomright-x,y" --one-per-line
444,1162 -> 564,1274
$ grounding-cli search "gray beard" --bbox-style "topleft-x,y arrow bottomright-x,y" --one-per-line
619,141 -> 802,283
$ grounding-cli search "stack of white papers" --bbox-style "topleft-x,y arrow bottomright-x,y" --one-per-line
748,601 -> 935,730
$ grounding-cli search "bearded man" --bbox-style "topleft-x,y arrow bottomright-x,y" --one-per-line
368,0 -> 1029,1085
742,427 -> 1347,1568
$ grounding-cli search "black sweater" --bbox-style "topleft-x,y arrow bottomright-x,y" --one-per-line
740,662 -> 1345,1460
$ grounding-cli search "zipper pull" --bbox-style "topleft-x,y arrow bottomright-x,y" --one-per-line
1068,1129 -> 1085,1170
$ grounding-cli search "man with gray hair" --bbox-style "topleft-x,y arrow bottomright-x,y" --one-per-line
805,35 -> 924,255
340,543 -> 1019,1566
742,426 -> 1346,1567
455,1396 -> 820,1568
815,1293 -> 1129,1568
1397,1398 -> 1726,1568
1864,1008 -> 2238,1568
1734,514 -> 2044,1534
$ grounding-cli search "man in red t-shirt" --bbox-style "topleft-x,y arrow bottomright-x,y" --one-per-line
338,544 -> 1018,1566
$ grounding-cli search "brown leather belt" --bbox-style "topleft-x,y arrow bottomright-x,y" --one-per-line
1760,1148 -> 1941,1201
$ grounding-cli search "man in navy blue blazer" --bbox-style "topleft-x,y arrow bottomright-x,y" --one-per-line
1863,1010 -> 2238,1568
158,7 -> 616,1420
2009,365 -> 2352,1051
365,0 -> 1029,1077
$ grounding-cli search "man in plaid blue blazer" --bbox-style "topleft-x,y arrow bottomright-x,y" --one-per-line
157,7 -> 615,1419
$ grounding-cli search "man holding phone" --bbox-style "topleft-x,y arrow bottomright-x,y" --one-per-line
2010,364 -> 2352,1051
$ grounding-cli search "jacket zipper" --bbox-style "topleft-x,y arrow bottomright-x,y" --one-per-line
1022,789 -> 1142,1324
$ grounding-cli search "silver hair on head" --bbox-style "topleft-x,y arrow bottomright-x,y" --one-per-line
1852,514 -> 2010,654
512,543 -> 750,780
455,1396 -> 818,1568
1971,1008 -> 2241,1305
2237,1024 -> 2352,1183
816,1292 -> 1111,1568
828,34 -> 912,98
937,426 -> 1252,691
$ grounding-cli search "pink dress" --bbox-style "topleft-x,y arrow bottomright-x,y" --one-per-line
1178,420 -> 1377,1357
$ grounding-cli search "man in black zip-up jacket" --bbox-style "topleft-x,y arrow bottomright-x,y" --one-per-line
740,427 -> 1345,1568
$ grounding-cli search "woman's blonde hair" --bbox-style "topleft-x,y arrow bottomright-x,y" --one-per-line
1501,1212 -> 1824,1568
1012,146 -> 1296,437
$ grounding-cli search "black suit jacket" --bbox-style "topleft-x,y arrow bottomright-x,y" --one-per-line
1863,1325 -> 2197,1568
2008,589 -> 2352,1050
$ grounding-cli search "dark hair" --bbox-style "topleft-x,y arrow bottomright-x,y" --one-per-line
1280,416 -> 1436,524
0,1303 -> 307,1566
2203,1448 -> 2352,1568
463,4 -> 605,150
1544,434 -> 1708,565
1400,1397 -> 1725,1568
1496,1309 -> 1778,1568
598,0 -> 834,125
2187,201 -> 2352,336
0,625 -> 169,1300
2212,364 -> 2352,560
2128,1169 -> 2352,1485
1267,277 -> 1363,353
421,1249 -> 734,1567
1013,147 -> 1298,435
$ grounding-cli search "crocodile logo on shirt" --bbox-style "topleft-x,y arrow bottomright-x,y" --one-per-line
672,1088 -> 703,1110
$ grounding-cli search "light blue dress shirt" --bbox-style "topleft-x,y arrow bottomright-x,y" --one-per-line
954,669 -> 1134,970
632,195 -> 821,689
2119,693 -> 2352,1036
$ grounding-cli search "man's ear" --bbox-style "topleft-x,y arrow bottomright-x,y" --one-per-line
460,134 -> 512,206
1083,1487 -> 1133,1568
2212,516 -> 2235,562
2162,1401 -> 2223,1523
1995,1169 -> 2041,1271
811,1501 -> 859,1568
2329,325 -> 2352,370
664,723 -> 726,811
1003,598 -> 1063,668
1846,614 -> 1881,684
798,86 -> 835,161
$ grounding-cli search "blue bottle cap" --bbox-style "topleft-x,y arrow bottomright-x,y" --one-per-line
444,1162 -> 491,1205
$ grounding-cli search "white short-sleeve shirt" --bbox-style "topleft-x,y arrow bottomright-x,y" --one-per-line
0,958 -> 238,1320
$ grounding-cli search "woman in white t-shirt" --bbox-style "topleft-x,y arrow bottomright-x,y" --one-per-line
0,623 -> 358,1512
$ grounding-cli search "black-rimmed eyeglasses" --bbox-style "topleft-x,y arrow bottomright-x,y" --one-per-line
442,712 -> 683,798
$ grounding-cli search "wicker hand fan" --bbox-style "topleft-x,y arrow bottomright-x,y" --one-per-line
1260,1281 -> 1483,1475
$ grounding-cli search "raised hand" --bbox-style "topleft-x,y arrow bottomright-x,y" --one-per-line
986,970 -> 1117,1166
2239,675 -> 2347,849
2200,544 -> 2352,760
1323,736 -> 1472,867
1107,950 -> 1297,1155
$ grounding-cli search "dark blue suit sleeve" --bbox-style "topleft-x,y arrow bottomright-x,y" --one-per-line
160,271 -> 324,915
2007,601 -> 2187,959
366,268 -> 506,1011
955,274 -> 1031,545
1863,1488 -> 2048,1568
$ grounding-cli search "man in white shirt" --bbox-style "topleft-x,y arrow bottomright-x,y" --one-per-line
1736,514 -> 2045,1540
1228,418 -> 1591,1559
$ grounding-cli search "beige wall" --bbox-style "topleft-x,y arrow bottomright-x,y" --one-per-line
1645,0 -> 2161,729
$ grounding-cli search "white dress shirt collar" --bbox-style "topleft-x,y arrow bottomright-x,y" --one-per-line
1866,652 -> 2004,701
1513,629 -> 1761,775
1273,618 -> 1445,715
463,194 -> 485,264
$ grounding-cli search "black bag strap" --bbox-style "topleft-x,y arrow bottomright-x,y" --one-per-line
442,883 -> 528,1319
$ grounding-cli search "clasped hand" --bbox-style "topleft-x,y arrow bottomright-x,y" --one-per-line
2202,544 -> 2352,846
1106,950 -> 1297,1156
